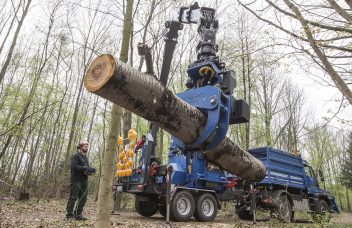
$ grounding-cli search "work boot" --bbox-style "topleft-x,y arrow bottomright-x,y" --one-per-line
75,215 -> 88,221
66,215 -> 75,221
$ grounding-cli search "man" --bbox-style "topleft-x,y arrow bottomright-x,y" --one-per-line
66,140 -> 96,221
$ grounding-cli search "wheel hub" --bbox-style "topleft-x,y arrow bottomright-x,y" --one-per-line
279,196 -> 290,219
177,196 -> 191,215
201,199 -> 214,216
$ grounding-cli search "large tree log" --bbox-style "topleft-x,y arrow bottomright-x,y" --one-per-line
84,54 -> 266,181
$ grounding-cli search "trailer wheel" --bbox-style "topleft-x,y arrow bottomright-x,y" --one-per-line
276,194 -> 292,223
193,193 -> 218,222
158,205 -> 166,218
312,199 -> 330,223
171,191 -> 195,222
135,196 -> 158,217
235,206 -> 253,220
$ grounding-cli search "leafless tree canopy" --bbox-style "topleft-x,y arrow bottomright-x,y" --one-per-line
238,0 -> 352,105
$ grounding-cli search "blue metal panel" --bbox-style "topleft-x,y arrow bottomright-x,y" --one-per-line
169,154 -> 187,185
187,58 -> 224,87
185,152 -> 227,192
155,176 -> 164,184
248,147 -> 305,190
175,86 -> 231,150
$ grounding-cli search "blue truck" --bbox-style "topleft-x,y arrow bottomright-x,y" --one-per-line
235,147 -> 340,222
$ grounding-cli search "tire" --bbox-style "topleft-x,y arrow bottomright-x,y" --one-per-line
170,191 -> 195,222
159,204 -> 175,220
235,206 -> 253,220
159,205 -> 166,218
312,199 -> 330,223
276,194 -> 292,223
193,193 -> 218,222
135,196 -> 158,217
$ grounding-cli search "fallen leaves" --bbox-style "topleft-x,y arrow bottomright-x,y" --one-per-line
0,197 -> 351,227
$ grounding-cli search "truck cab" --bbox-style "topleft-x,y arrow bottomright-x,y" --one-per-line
303,161 -> 321,194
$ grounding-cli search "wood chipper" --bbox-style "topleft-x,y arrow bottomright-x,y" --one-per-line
84,2 -> 266,222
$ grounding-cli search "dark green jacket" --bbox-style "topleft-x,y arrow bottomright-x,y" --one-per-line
70,152 -> 89,182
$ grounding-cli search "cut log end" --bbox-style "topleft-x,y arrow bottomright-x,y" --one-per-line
84,54 -> 116,92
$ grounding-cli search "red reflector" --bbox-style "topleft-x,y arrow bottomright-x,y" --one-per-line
225,179 -> 237,188
136,184 -> 143,191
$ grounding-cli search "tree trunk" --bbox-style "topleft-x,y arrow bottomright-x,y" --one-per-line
9,124 -> 32,190
283,0 -> 352,105
86,96 -> 99,158
55,78 -> 84,198
95,100 -> 108,201
84,55 -> 265,181
346,186 -> 351,212
240,44 -> 247,148
123,110 -> 132,140
95,105 -> 123,227
23,104 -> 49,190
95,0 -> 133,227
339,191 -> 344,211
0,0 -> 32,84
0,0 -> 22,55
3,132 -> 21,181
158,129 -> 164,162
245,36 -> 252,149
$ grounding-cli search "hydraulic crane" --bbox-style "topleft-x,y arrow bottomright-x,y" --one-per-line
84,2 -> 266,222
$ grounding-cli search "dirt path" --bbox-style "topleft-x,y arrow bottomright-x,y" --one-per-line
0,198 -> 351,227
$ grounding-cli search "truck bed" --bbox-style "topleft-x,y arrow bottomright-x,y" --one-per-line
248,147 -> 305,189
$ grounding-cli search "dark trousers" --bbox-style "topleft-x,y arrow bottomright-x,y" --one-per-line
66,180 -> 88,217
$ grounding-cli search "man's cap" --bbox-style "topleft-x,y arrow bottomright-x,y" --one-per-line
79,140 -> 89,147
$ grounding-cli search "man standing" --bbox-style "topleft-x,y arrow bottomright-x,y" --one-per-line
66,141 -> 96,221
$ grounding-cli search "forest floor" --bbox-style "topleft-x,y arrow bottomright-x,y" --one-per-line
1,196 -> 352,228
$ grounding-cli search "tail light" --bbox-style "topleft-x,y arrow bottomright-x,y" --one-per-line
225,178 -> 237,188
136,184 -> 144,191
149,162 -> 158,177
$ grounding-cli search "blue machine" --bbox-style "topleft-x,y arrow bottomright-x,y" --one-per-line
116,3 -> 248,223
167,85 -> 233,191
115,2 -> 338,224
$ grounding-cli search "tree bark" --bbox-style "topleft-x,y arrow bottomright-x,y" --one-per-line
158,129 -> 164,161
346,186 -> 351,212
84,55 -> 266,181
55,77 -> 85,198
0,0 -> 32,84
346,0 -> 352,9
283,0 -> 352,105
23,99 -> 50,190
326,0 -> 352,23
95,0 -> 133,227
0,0 -> 22,55
95,105 -> 123,227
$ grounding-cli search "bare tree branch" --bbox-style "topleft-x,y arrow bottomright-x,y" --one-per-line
282,0 -> 352,105
326,0 -> 352,23
265,0 -> 352,33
